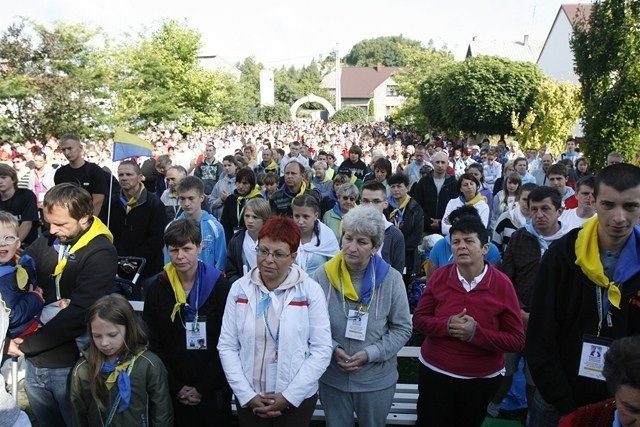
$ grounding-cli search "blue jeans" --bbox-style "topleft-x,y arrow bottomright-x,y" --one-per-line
24,359 -> 72,427
529,389 -> 561,427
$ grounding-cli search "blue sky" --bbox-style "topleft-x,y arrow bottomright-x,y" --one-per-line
1,0 -> 592,67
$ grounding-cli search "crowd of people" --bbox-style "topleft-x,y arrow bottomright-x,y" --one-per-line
0,120 -> 637,427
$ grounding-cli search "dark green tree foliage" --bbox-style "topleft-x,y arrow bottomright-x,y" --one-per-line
421,56 -> 542,135
330,106 -> 366,124
572,1 -> 640,169
0,20 -> 111,141
391,44 -> 454,131
115,19 -> 228,131
344,35 -> 425,67
255,102 -> 291,123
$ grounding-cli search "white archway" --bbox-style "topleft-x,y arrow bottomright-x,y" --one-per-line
290,93 -> 336,121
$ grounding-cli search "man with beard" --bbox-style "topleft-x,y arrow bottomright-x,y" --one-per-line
7,183 -> 117,427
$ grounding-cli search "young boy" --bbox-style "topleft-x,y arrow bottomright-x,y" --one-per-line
0,211 -> 43,338
165,176 -> 227,271
547,163 -> 578,209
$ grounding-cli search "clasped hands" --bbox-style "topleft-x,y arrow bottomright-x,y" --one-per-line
248,392 -> 291,418
177,385 -> 202,406
448,308 -> 476,342
334,347 -> 368,373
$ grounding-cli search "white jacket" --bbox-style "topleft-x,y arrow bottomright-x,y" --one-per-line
217,265 -> 332,408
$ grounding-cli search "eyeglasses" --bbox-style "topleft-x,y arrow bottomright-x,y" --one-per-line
360,198 -> 385,205
340,196 -> 356,201
0,235 -> 19,245
256,247 -> 291,260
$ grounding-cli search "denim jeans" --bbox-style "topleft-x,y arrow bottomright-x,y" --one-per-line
24,359 -> 72,427
528,389 -> 561,427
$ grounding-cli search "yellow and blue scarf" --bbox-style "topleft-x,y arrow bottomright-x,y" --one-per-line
324,252 -> 390,307
575,217 -> 640,309
165,261 -> 220,322
53,217 -> 113,290
102,348 -> 146,415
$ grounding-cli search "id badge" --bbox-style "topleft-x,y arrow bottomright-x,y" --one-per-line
345,310 -> 368,341
578,334 -> 612,381
186,321 -> 207,350
265,362 -> 278,393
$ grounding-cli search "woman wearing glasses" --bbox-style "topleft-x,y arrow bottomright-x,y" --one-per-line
322,183 -> 359,242
218,216 -> 332,427
313,205 -> 412,427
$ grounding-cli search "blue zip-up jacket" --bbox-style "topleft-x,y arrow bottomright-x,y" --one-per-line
165,211 -> 227,271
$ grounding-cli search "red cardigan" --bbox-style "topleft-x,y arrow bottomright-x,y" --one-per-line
413,262 -> 525,377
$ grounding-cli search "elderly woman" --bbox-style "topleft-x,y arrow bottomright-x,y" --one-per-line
322,183 -> 359,241
313,205 -> 412,427
225,198 -> 272,284
413,215 -> 525,427
441,173 -> 490,235
218,216 -> 332,427
220,167 -> 264,244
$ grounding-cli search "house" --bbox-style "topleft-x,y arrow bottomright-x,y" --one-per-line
466,35 -> 544,63
537,4 -> 593,84
197,55 -> 242,81
321,64 -> 406,121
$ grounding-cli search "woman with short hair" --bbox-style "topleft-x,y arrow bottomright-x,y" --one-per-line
218,216 -> 332,427
413,215 -> 524,427
313,205 -> 412,427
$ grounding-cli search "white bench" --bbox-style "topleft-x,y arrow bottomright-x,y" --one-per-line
230,345 -> 421,426
130,300 -> 420,425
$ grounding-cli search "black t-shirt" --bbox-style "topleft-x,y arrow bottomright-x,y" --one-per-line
54,162 -> 107,196
0,188 -> 39,244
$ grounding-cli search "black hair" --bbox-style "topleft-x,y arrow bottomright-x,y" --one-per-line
450,215 -> 489,245
361,180 -> 387,194
595,163 -> 640,198
164,219 -> 202,247
527,186 -> 562,210
456,173 -> 481,194
387,173 -> 409,187
603,335 -> 640,395
576,175 -> 596,192
448,205 -> 480,225
292,194 -> 321,247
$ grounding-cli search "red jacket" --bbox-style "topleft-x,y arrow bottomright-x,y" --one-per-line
413,262 -> 525,377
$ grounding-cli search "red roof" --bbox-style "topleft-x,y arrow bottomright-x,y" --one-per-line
561,3 -> 593,28
340,66 -> 404,99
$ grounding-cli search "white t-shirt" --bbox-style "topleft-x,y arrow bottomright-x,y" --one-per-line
560,209 -> 596,231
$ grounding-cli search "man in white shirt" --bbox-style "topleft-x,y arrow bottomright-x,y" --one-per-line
560,176 -> 597,230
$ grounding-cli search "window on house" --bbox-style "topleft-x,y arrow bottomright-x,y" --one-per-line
386,85 -> 399,97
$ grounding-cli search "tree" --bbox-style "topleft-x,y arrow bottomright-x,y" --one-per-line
114,19 -> 232,131
419,56 -> 543,136
391,45 -> 455,131
344,36 -> 426,67
572,1 -> 640,169
512,77 -> 582,154
0,19 -> 112,141
330,106 -> 366,124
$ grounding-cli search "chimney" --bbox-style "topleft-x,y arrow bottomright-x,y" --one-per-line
376,62 -> 382,72
523,34 -> 529,45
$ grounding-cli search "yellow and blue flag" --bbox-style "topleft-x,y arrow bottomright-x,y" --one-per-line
113,129 -> 153,161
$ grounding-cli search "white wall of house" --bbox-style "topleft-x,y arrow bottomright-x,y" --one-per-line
371,77 -> 406,120
537,13 -> 580,84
